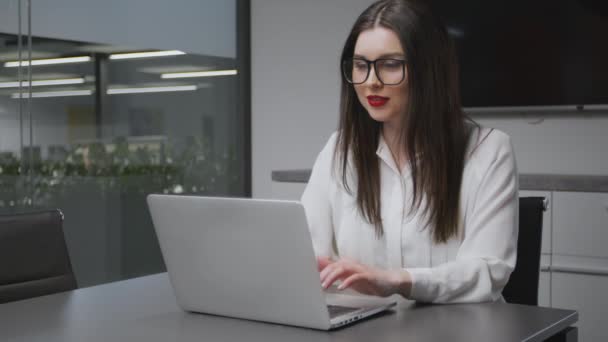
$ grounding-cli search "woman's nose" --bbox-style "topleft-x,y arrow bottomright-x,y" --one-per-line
365,65 -> 382,88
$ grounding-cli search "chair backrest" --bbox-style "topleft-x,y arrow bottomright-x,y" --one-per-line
0,210 -> 77,304
502,197 -> 545,306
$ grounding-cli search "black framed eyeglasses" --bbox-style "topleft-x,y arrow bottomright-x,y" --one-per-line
342,57 -> 406,85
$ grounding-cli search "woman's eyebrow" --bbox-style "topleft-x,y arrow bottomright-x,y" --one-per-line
353,53 -> 405,59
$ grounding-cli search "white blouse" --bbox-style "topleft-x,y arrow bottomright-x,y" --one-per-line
301,126 -> 519,303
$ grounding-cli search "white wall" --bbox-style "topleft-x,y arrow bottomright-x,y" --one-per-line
0,0 -> 235,58
475,114 -> 608,175
251,0 -> 608,200
251,0 -> 374,199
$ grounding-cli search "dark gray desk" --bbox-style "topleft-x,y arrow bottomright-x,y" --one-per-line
0,273 -> 577,342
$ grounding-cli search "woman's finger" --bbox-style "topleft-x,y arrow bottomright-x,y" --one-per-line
337,273 -> 366,290
320,259 -> 351,284
317,256 -> 333,272
322,265 -> 350,289
319,262 -> 336,284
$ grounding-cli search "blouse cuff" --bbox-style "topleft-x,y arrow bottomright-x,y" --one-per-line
405,267 -> 434,302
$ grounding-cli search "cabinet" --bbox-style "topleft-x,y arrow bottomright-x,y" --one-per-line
538,270 -> 551,307
553,192 -> 608,259
552,271 -> 608,341
525,190 -> 608,341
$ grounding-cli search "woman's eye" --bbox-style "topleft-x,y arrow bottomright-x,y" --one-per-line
354,62 -> 367,70
382,61 -> 402,69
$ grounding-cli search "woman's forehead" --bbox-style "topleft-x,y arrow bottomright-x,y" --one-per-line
354,27 -> 405,58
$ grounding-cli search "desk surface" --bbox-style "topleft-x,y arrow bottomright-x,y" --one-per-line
0,273 -> 577,342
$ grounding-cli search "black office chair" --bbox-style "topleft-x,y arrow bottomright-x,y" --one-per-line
0,210 -> 77,304
502,197 -> 545,306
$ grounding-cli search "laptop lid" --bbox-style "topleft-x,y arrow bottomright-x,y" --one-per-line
147,195 -> 333,329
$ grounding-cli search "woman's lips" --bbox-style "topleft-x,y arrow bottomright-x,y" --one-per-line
367,95 -> 389,107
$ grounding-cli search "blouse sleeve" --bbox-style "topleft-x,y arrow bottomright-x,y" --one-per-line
301,132 -> 338,259
406,132 -> 519,303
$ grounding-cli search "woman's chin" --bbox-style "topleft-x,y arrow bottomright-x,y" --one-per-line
367,111 -> 395,123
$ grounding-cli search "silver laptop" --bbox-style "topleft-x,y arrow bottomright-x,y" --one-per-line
147,194 -> 397,330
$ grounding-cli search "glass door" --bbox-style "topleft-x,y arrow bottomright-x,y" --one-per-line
0,0 -> 32,215
1,0 -> 249,287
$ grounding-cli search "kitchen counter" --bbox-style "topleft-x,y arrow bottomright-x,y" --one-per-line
271,169 -> 608,193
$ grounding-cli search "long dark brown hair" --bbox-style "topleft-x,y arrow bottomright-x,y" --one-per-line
335,0 -> 473,243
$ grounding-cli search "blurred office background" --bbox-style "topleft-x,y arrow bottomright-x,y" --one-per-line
0,0 -> 250,287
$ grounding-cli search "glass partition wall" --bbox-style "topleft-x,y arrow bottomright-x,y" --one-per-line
0,0 -> 250,287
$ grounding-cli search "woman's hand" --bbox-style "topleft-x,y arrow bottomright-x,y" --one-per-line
317,256 -> 412,298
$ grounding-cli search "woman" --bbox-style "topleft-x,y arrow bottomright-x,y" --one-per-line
301,0 -> 518,303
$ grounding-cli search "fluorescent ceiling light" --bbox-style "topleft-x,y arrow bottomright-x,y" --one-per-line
4,56 -> 92,67
107,85 -> 197,95
109,50 -> 185,60
0,77 -> 85,88
7,84 -> 198,98
161,69 -> 238,79
11,90 -> 93,99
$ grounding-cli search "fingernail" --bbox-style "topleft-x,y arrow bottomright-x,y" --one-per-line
322,282 -> 327,288
337,284 -> 344,290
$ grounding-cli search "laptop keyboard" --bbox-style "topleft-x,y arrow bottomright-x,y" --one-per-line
327,305 -> 359,318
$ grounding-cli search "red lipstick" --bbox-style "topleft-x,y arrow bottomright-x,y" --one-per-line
367,95 -> 389,107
